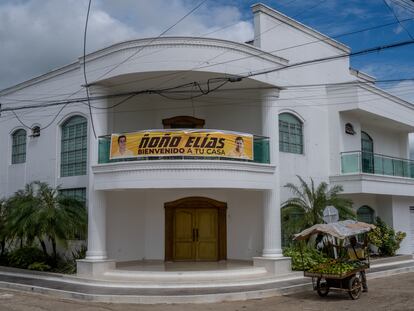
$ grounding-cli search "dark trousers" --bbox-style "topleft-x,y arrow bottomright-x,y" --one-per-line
360,270 -> 367,290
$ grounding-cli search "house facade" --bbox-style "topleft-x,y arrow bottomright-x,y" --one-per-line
0,4 -> 413,277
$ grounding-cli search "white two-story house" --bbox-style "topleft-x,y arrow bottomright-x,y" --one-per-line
0,3 -> 413,277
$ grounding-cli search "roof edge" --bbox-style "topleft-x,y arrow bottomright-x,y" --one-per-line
0,62 -> 80,96
349,68 -> 376,83
251,3 -> 351,54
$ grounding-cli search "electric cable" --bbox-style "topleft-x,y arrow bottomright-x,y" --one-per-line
383,0 -> 414,40
92,0 -> 209,82
83,0 -> 97,139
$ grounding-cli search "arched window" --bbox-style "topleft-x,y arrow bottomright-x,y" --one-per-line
361,131 -> 374,173
11,129 -> 27,164
357,205 -> 375,224
61,116 -> 87,177
279,113 -> 303,154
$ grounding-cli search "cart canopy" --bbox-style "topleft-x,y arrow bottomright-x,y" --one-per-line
293,220 -> 375,240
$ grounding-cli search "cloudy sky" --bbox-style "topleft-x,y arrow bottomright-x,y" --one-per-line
1,0 -> 414,102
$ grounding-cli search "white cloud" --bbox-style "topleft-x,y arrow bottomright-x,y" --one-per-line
0,0 -> 253,90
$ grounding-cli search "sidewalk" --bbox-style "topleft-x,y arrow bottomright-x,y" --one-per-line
0,255 -> 412,304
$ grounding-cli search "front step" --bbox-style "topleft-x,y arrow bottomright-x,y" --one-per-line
102,266 -> 269,282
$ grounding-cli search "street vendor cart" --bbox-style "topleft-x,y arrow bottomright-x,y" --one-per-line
293,220 -> 375,300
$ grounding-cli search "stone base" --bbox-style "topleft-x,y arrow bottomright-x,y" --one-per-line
253,256 -> 292,276
77,259 -> 116,277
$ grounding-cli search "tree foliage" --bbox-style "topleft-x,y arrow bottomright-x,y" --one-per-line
368,217 -> 406,256
281,176 -> 355,244
6,181 -> 87,261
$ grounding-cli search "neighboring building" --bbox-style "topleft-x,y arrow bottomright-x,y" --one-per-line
0,4 -> 413,277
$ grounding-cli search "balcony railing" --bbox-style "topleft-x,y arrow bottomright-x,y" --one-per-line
341,151 -> 414,178
98,135 -> 270,164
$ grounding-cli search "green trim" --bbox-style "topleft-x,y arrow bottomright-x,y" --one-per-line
61,116 -> 87,177
279,113 -> 303,154
12,129 -> 27,164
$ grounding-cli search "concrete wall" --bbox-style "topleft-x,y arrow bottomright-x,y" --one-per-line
341,194 -> 412,254
391,196 -> 413,254
109,89 -> 263,136
105,189 -> 263,261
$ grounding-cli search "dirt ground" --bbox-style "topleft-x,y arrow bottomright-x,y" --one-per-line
0,272 -> 413,311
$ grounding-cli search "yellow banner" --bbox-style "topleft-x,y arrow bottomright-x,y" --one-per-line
110,130 -> 253,160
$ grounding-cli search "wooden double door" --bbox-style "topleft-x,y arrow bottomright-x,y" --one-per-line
165,197 -> 227,261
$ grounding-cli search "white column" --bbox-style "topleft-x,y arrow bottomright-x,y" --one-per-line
85,85 -> 109,260
262,90 -> 282,257
85,191 -> 107,259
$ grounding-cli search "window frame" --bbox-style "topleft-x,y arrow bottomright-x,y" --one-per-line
11,129 -> 27,164
60,115 -> 88,177
279,112 -> 304,154
357,205 -> 375,224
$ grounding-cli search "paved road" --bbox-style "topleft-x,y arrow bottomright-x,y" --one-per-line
0,272 -> 413,311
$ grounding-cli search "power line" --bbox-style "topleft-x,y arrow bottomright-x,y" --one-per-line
383,0 -> 414,40
96,17 -> 414,91
83,0 -> 97,139
91,0 -> 209,83
3,12 -> 412,103
2,75 -> 414,117
243,39 -> 414,79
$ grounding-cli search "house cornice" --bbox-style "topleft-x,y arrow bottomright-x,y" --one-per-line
358,83 -> 414,110
349,68 -> 376,83
251,3 -> 351,54
0,62 -> 80,96
1,37 -> 288,95
79,36 -> 289,66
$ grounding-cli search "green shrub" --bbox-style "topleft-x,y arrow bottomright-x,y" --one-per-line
283,245 -> 329,270
28,262 -> 51,271
368,217 -> 406,256
8,247 -> 47,269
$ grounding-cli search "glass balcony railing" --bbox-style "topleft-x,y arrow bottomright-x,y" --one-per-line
98,135 -> 270,164
341,151 -> 414,178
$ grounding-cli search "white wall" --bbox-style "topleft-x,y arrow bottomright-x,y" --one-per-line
391,196 -> 413,254
341,194 -> 412,254
361,125 -> 408,158
105,189 -> 263,261
109,89 -> 263,136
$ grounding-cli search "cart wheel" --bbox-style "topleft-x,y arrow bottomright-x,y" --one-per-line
316,277 -> 329,297
348,276 -> 362,300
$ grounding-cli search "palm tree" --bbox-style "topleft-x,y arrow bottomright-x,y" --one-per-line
0,198 -> 10,255
6,183 -> 39,250
281,176 -> 355,243
6,182 -> 87,262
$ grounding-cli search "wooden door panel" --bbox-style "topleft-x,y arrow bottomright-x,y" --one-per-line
167,198 -> 226,262
197,241 -> 218,260
173,209 -> 194,260
196,209 -> 218,260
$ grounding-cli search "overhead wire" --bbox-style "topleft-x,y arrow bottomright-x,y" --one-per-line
2,76 -> 414,119
383,0 -> 414,40
83,0 -> 97,139
1,0 -> 210,129
93,16 -> 414,91
1,3 -> 414,127
90,0 -> 209,83
2,11 -> 413,102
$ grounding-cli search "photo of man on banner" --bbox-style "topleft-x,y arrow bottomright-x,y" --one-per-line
228,136 -> 249,159
112,135 -> 134,158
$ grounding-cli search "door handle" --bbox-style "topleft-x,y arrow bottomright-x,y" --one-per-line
196,228 -> 199,241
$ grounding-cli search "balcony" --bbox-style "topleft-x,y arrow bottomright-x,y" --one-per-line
330,151 -> 414,196
341,151 -> 414,178
97,135 -> 270,164
92,134 -> 275,191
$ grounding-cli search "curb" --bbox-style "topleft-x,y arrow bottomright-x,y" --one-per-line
0,264 -> 413,304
